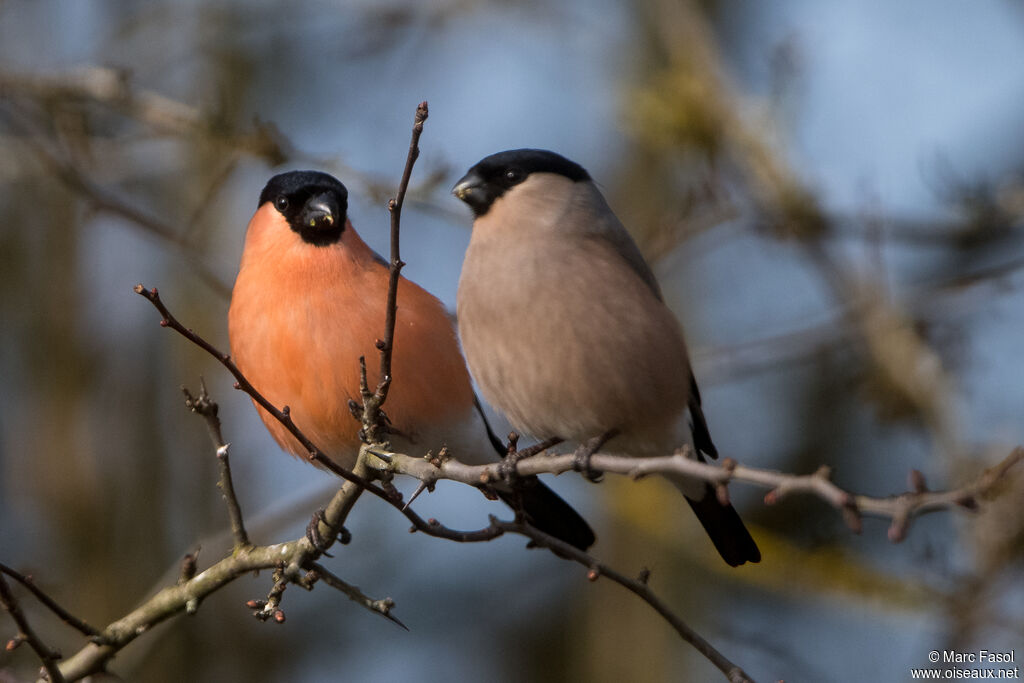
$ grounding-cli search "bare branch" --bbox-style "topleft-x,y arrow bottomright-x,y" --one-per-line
132,283 -> 504,549
0,565 -> 99,639
127,275 -> 1024,682
307,563 -> 408,631
54,462 -> 383,681
128,280 -> 760,676
362,101 -> 429,444
491,518 -> 753,683
133,285 -> 363,483
384,446 -> 1024,542
181,382 -> 250,550
0,572 -> 65,682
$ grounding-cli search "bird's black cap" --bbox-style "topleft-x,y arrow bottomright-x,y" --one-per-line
259,170 -> 349,247
452,149 -> 590,216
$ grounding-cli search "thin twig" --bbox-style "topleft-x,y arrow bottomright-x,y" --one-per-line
490,518 -> 754,683
308,562 -> 407,631
362,101 -> 429,444
0,572 -> 65,682
133,285 -> 363,484
182,382 -> 251,550
0,564 -> 99,638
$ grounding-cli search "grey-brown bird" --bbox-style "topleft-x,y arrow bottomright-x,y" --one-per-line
452,149 -> 760,566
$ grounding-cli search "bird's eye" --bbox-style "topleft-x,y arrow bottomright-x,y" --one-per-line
505,168 -> 524,184
274,196 -> 290,212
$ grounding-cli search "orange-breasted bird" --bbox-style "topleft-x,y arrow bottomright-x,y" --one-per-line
453,150 -> 759,566
228,170 -> 594,550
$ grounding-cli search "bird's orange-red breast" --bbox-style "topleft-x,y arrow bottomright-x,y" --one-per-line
228,171 -> 595,549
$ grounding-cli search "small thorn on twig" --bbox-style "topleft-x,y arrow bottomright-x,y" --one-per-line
637,568 -> 651,585
367,448 -> 393,463
403,481 -> 429,511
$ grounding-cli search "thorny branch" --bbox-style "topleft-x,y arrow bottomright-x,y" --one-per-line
385,446 -> 1024,544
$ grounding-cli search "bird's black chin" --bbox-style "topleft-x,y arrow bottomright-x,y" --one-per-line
295,222 -> 345,246
295,192 -> 346,246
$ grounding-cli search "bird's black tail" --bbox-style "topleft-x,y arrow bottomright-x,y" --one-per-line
685,373 -> 760,566
474,396 -> 596,550
684,485 -> 761,567
497,480 -> 596,551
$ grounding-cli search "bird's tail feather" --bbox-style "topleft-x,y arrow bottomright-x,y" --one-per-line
497,479 -> 596,551
472,396 -> 595,550
683,483 -> 761,567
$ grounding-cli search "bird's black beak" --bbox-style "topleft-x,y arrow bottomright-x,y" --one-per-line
452,172 -> 490,216
301,192 -> 340,232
